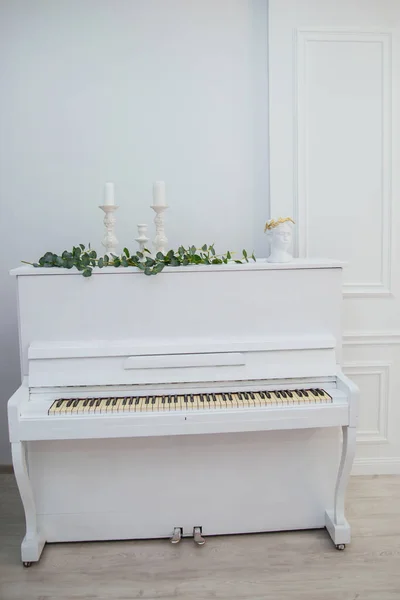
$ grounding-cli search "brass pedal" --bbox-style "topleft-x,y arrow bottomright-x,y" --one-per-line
193,526 -> 205,545
170,527 -> 182,544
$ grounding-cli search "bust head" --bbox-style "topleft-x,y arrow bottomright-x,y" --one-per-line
264,217 -> 294,263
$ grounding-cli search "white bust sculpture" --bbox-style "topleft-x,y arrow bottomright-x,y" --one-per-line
265,217 -> 295,263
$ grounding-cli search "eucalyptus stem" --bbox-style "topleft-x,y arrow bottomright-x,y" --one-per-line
27,244 -> 256,277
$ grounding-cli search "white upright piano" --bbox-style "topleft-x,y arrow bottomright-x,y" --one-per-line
8,258 -> 358,566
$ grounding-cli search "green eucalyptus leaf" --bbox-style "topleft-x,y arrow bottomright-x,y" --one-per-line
113,258 -> 121,267
82,268 -> 92,277
144,267 -> 152,276
79,244 -> 85,251
103,255 -> 109,266
123,247 -> 130,258
89,250 -> 97,259
98,257 -> 104,268
156,252 -> 164,260
136,251 -> 143,259
202,244 -> 207,252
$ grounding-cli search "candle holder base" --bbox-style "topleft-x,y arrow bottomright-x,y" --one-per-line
151,205 -> 169,255
99,205 -> 119,256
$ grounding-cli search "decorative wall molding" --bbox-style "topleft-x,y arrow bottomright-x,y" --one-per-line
344,332 -> 400,346
294,29 -> 393,297
343,361 -> 390,444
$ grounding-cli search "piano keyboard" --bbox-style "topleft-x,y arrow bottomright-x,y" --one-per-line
48,389 -> 332,415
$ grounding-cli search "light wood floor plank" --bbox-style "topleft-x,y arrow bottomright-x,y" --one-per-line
1,474 -> 400,599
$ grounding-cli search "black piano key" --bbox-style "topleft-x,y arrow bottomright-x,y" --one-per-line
200,394 -> 205,403
152,398 -> 156,404
168,397 -> 172,404
244,392 -> 249,399
212,394 -> 217,402
222,394 -> 228,402
135,398 -> 140,405
174,397 -> 178,403
66,399 -> 74,407
311,389 -> 319,397
317,389 -> 324,396
303,390 -> 309,397
259,391 -> 265,399
190,395 -> 194,403
162,397 -> 166,404
89,399 -> 96,407
266,392 -> 271,398
112,398 -> 118,406
275,391 -> 281,398
95,399 -> 102,407
56,399 -> 63,407
145,398 -> 149,405
122,398 -> 128,406
237,392 -> 243,400
281,391 -> 287,398
106,398 -> 112,406
184,395 -> 188,403
250,392 -> 255,399
83,399 -> 89,406
73,400 -> 79,407
128,398 -> 134,405
296,390 -> 303,397
228,393 -> 234,401
287,391 -> 293,398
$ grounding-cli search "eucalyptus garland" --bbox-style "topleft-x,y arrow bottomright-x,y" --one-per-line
23,244 -> 256,277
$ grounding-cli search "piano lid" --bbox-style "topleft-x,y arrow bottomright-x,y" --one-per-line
10,258 -> 344,277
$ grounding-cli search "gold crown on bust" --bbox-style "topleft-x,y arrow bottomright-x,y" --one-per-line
264,217 -> 295,232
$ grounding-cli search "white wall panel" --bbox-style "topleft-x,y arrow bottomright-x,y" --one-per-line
295,31 -> 392,296
269,0 -> 400,474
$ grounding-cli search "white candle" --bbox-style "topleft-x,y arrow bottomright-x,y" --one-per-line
153,180 -> 166,206
103,182 -> 115,206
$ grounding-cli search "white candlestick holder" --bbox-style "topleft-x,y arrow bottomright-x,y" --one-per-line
99,205 -> 119,256
135,224 -> 150,253
151,205 -> 169,255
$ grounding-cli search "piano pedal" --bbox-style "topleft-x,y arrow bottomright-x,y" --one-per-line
193,526 -> 205,546
170,527 -> 183,544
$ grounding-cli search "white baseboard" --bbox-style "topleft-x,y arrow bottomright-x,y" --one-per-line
352,457 -> 400,475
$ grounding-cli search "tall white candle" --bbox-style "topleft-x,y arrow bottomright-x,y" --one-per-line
153,180 -> 166,206
103,182 -> 115,206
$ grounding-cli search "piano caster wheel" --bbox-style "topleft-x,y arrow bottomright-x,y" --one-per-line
170,527 -> 182,544
23,562 -> 32,568
336,544 -> 346,551
193,526 -> 205,546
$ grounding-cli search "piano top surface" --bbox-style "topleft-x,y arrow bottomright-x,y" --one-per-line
10,258 -> 344,277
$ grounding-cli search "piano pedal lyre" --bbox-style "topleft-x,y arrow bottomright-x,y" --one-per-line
170,527 -> 183,544
193,526 -> 205,546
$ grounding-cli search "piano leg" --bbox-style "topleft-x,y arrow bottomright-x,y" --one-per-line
11,442 -> 46,566
325,425 -> 357,549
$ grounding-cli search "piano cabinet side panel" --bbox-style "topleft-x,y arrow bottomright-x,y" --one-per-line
16,267 -> 343,376
27,429 -> 341,542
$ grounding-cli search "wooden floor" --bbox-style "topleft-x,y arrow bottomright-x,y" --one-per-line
1,474 -> 400,600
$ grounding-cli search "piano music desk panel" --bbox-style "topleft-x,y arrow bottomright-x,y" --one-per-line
7,260 -> 359,565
